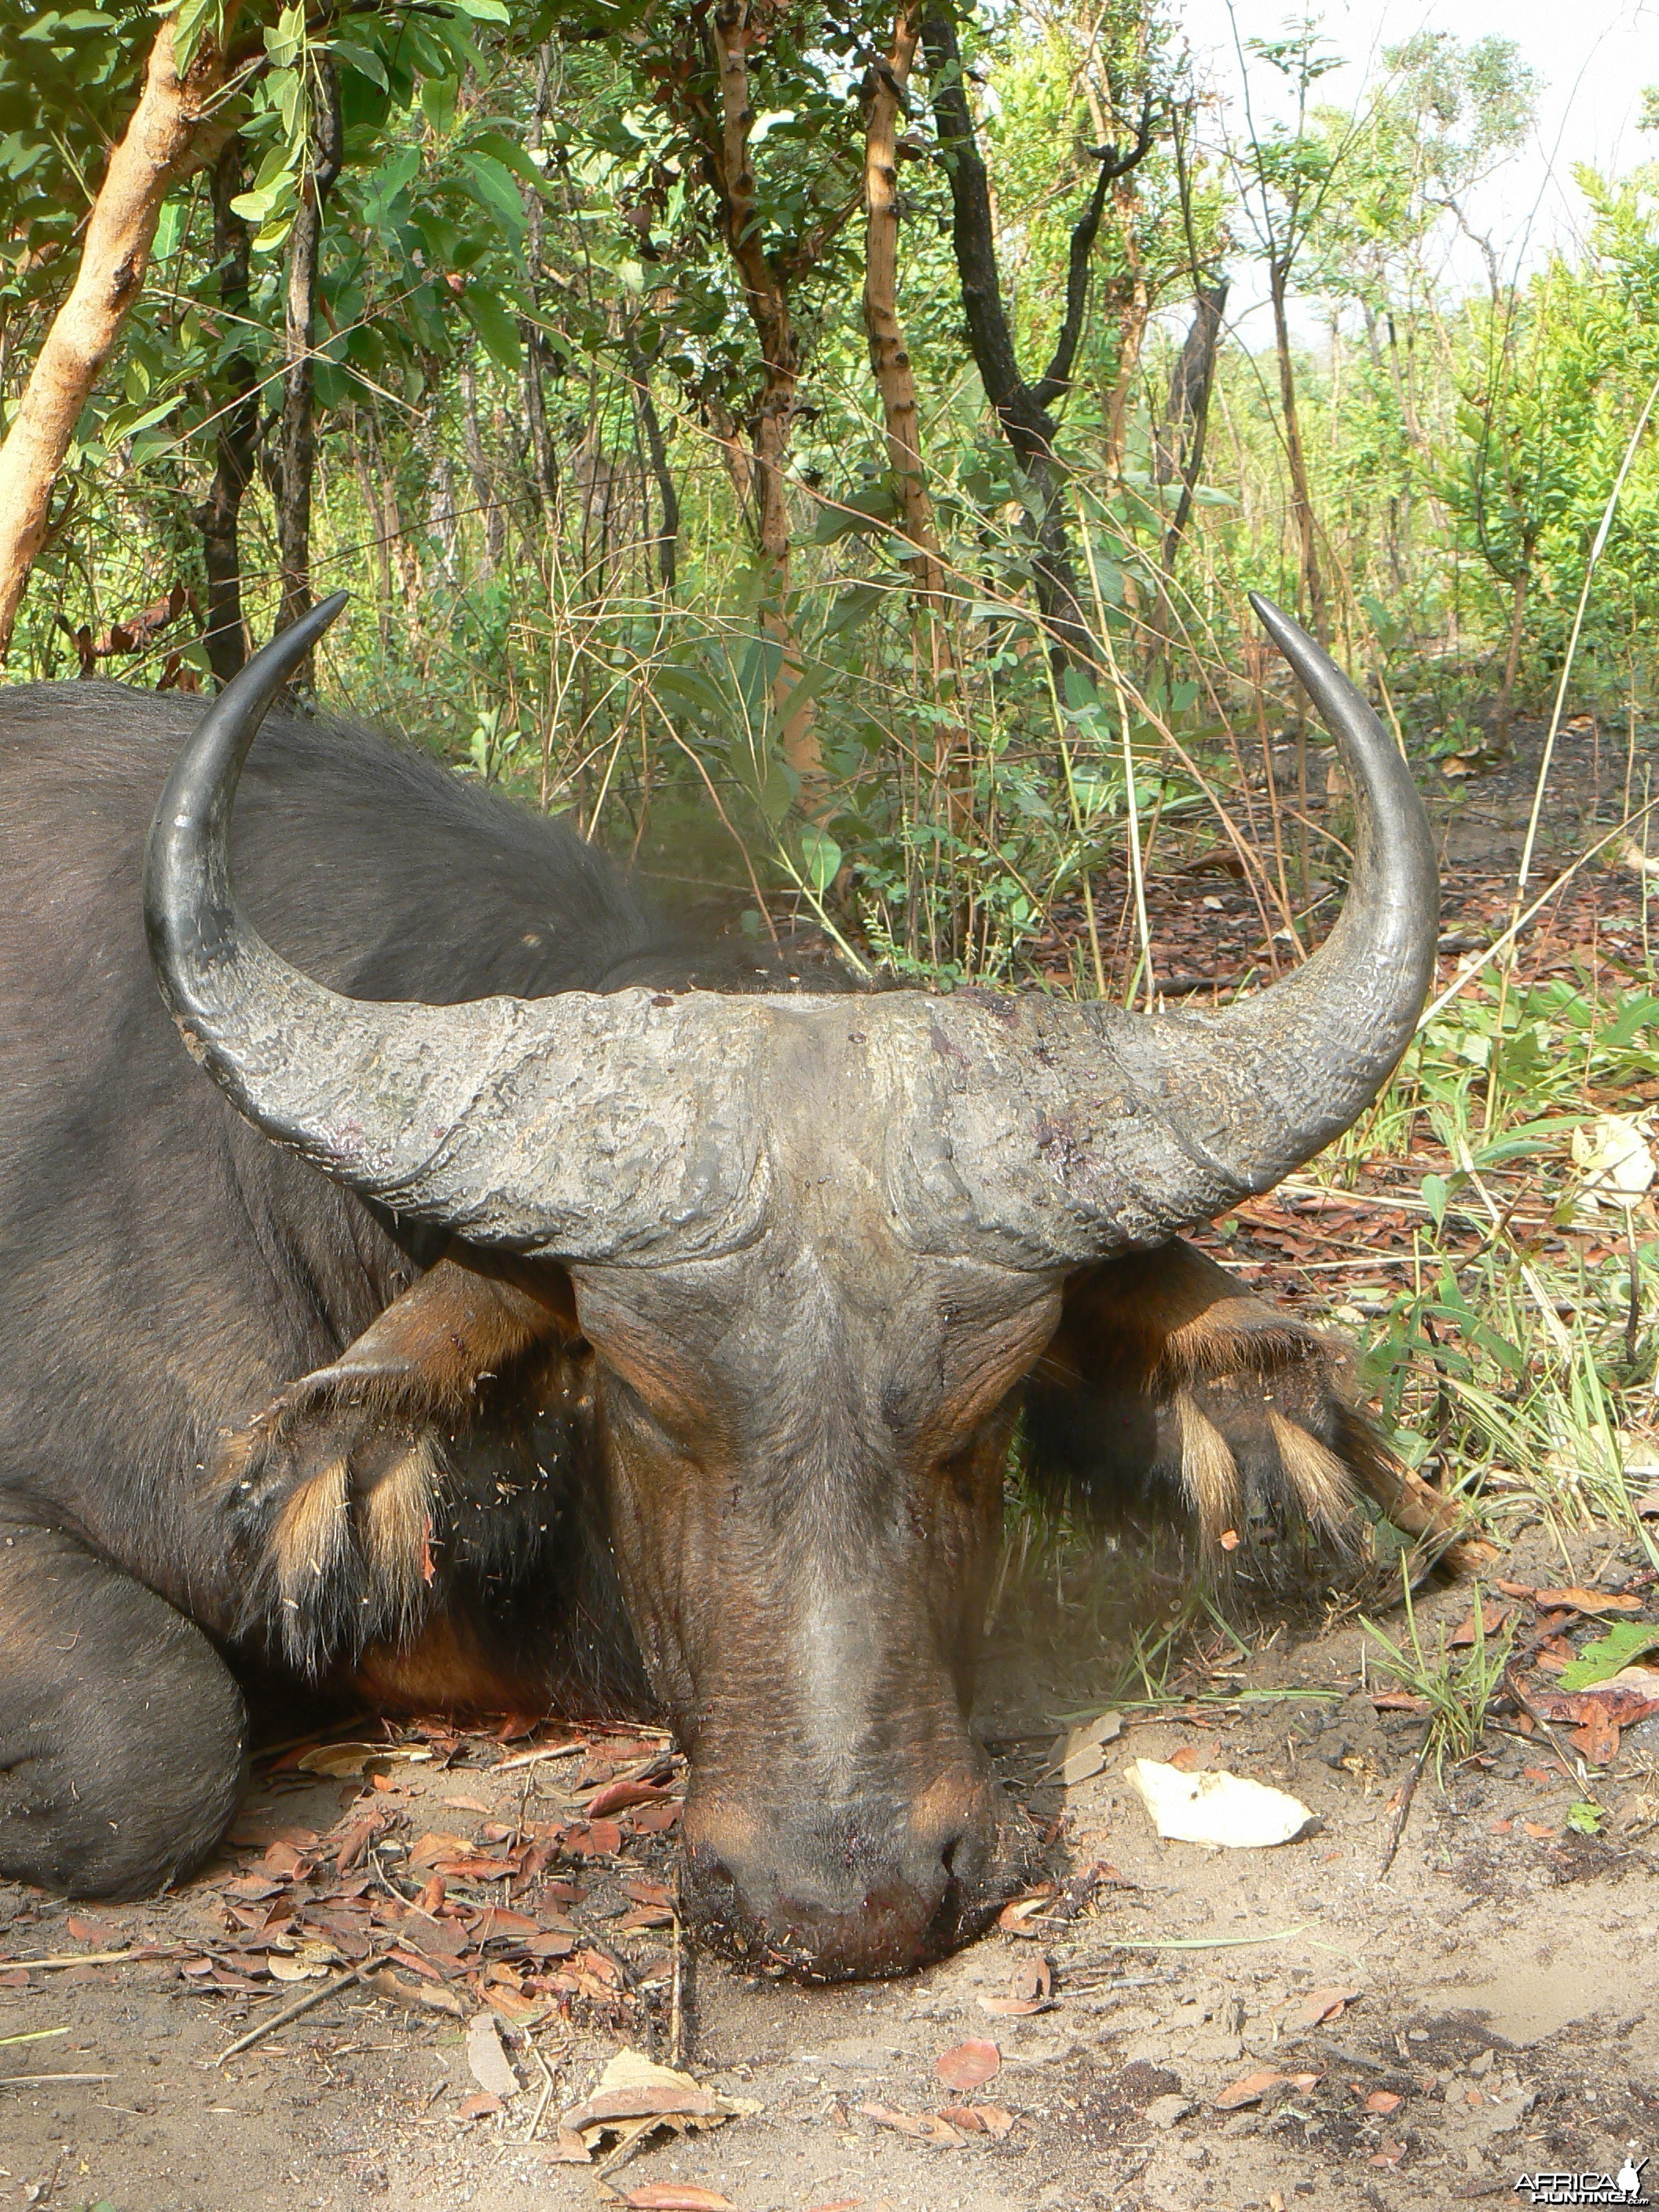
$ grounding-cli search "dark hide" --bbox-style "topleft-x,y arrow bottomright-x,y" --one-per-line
0,683 -> 1397,1953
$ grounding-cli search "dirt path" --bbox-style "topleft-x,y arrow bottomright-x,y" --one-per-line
4,1514 -> 1655,2212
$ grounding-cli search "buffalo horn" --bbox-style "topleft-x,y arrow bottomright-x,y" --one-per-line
143,596 -> 771,1262
898,595 -> 1438,1262
145,595 -> 1435,1272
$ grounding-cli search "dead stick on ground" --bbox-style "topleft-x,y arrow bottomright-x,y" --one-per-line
0,1949 -> 170,1972
0,2071 -> 114,2087
215,1948 -> 399,2066
522,2033 -> 556,2145
1378,1721 -> 1434,1878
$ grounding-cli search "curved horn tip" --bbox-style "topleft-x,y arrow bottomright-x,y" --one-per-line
1247,591 -> 1309,657
275,588 -> 351,668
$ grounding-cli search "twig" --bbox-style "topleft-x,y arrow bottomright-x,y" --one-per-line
0,1949 -> 167,1972
214,1948 -> 398,2066
0,2071 -> 113,2087
489,1738 -> 588,1776
668,1910 -> 694,2071
522,2033 -> 556,2144
1296,2033 -> 1416,2086
1378,1719 -> 1434,1878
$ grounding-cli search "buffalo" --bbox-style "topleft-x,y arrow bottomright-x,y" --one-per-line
0,593 -> 1437,1979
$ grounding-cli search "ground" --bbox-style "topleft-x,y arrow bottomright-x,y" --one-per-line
3,1512 -> 1656,2212
5,713 -> 1658,2212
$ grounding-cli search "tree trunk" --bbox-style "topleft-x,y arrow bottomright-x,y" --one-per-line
1495,555 -> 1529,752
1156,275 -> 1227,574
276,56 -> 344,679
863,5 -> 946,608
519,41 -> 560,520
863,3 -> 961,807
1269,258 -> 1327,643
920,3 -> 1148,669
197,137 -> 259,687
348,410 -> 394,657
709,1 -> 821,793
630,350 -> 679,594
0,14 -> 232,657
460,360 -> 505,577
1102,179 -> 1149,485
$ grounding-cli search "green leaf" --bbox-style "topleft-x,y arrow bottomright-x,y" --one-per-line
171,0 -> 222,71
461,284 -> 521,373
1421,1172 -> 1448,1229
460,151 -> 527,231
263,2 -> 305,69
328,36 -> 387,90
1558,1620 -> 1659,1689
800,825 -> 843,895
1565,1801 -> 1605,1835
449,0 -> 509,20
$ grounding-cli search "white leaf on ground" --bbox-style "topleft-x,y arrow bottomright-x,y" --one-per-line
1569,1114 -> 1654,1215
465,2010 -> 520,2099
1126,1756 -> 1315,1848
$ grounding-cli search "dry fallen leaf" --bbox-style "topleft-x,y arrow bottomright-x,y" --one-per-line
1045,1711 -> 1123,1785
1126,1758 -> 1315,1848
295,1741 -> 434,1778
562,2048 -> 756,2137
465,2011 -> 519,2100
1534,1588 -> 1643,1615
1365,2090 -> 1402,2115
1291,1985 -> 1361,2029
266,1937 -> 342,1983
939,2103 -> 1016,2137
1449,1600 -> 1511,1648
456,2090 -> 503,2122
934,2040 -> 1000,2092
1215,2068 -> 1320,2110
534,2126 -> 592,2164
1568,1702 -> 1620,1765
859,2101 -> 962,2148
996,1887 -> 1057,1932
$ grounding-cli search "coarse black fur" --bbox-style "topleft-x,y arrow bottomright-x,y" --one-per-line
0,687 -> 719,1892
0,683 -> 1391,1906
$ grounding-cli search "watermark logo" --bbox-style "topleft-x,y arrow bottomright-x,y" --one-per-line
1513,2159 -> 1650,2207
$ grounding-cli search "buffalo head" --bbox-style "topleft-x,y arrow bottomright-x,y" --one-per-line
144,595 -> 1435,1978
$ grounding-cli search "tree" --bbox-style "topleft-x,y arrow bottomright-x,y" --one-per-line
1225,16 -> 1350,643
920,0 -> 1155,664
0,9 -> 234,656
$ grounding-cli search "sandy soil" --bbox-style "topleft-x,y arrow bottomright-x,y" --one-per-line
4,1514 -> 1655,2212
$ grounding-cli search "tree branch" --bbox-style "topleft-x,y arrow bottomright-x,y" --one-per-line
1032,96 -> 1156,412
0,12 -> 236,657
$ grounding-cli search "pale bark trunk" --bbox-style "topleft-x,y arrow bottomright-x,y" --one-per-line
709,2 -> 822,795
348,412 -> 394,657
0,15 -> 232,657
460,361 -> 504,577
1103,180 -> 1148,485
1269,259 -> 1327,644
862,2 -> 961,808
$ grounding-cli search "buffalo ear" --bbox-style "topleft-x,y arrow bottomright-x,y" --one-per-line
1020,1239 -> 1386,1558
211,1250 -> 587,1669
